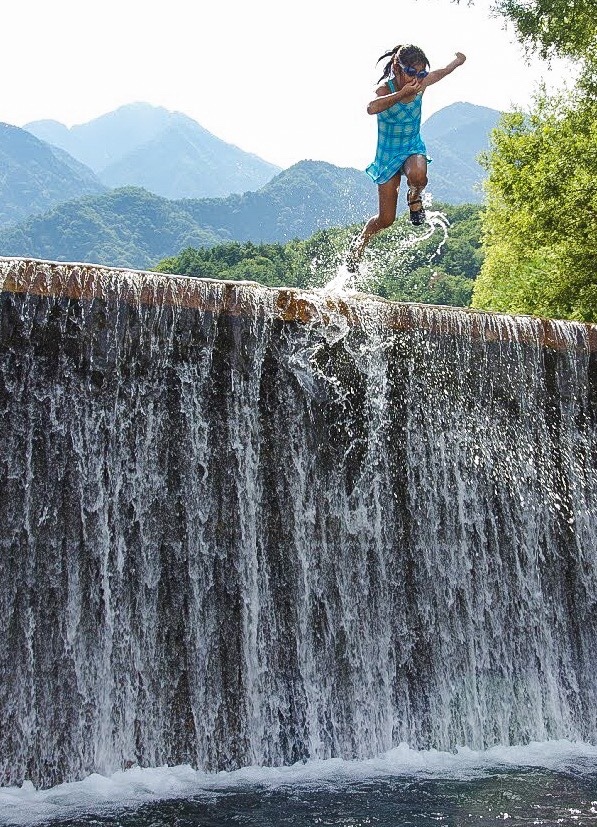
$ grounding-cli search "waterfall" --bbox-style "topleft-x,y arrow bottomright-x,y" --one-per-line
1,257 -> 596,789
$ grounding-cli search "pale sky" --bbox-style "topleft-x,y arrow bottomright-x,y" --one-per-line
1,0 -> 570,170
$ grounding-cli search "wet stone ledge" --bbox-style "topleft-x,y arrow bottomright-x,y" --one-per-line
1,257 -> 596,353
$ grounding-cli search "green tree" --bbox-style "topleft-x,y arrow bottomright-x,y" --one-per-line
491,0 -> 597,60
453,0 -> 597,322
472,91 -> 597,322
454,0 -> 597,60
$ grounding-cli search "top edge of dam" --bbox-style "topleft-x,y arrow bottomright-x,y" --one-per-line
1,256 -> 595,353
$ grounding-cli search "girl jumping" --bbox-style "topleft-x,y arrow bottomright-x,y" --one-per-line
347,44 -> 466,271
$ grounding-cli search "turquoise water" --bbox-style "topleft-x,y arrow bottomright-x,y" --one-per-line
2,743 -> 596,826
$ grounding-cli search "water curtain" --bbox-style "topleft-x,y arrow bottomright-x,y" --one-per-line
1,258 -> 596,789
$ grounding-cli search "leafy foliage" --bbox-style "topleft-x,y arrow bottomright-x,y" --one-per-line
472,92 -> 597,322
492,0 -> 597,60
451,0 -> 597,323
156,203 -> 484,308
453,0 -> 597,60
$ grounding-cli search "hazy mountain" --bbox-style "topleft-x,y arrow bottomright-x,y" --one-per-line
0,161 -> 377,269
22,119 -> 73,150
0,123 -> 106,228
180,160 -> 378,242
422,102 -> 502,204
19,100 -> 500,210
25,104 -> 175,171
25,103 -> 281,199
99,116 -> 282,199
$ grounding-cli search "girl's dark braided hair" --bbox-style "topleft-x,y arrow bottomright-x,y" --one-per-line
376,44 -> 430,82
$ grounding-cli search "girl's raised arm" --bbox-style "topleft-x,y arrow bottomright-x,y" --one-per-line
422,52 -> 466,88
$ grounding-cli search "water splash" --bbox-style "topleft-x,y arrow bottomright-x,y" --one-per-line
322,192 -> 451,298
313,263 -> 359,296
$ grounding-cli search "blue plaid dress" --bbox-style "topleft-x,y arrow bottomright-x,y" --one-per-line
366,77 -> 429,185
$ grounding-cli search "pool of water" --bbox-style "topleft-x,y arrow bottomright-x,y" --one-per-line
2,741 -> 596,826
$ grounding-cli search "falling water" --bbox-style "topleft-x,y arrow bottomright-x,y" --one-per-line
0,257 -> 596,791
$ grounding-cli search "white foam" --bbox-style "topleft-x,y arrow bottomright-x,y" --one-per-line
1,740 -> 596,825
314,263 -> 359,296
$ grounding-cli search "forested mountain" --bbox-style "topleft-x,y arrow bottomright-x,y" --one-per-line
1,103 -> 501,271
0,123 -> 106,229
0,161 -> 378,269
181,161 -> 378,241
0,188 -> 225,270
25,103 -> 281,199
422,102 -> 502,204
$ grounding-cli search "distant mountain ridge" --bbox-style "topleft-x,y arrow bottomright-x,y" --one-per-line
23,101 -> 501,205
25,103 -> 281,199
0,123 -> 106,228
422,102 -> 501,203
25,103 -> 175,171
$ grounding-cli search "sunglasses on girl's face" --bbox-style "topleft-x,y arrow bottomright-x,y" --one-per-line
399,63 -> 429,79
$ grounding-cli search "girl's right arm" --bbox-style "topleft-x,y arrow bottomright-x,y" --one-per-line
366,78 -> 420,115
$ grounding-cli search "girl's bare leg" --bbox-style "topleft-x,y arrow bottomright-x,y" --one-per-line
348,173 -> 401,268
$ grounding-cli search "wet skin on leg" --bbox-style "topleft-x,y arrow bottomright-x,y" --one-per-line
348,154 -> 429,269
347,173 -> 401,269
